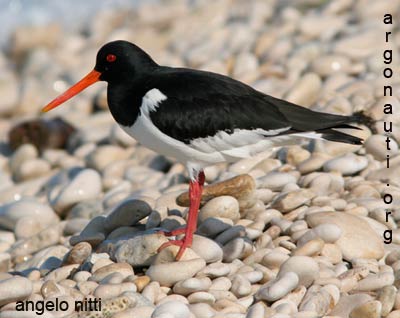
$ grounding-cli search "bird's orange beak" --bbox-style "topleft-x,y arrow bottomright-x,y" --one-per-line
41,69 -> 101,112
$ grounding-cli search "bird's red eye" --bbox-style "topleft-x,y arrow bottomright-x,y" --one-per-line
106,54 -> 117,62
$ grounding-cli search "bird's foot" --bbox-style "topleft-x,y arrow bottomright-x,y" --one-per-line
158,238 -> 191,261
157,227 -> 186,237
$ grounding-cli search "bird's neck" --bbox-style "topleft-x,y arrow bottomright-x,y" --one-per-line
107,80 -> 148,127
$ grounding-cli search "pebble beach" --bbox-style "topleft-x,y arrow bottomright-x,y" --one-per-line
0,0 -> 400,317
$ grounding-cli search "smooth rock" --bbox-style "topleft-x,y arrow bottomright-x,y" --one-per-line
114,306 -> 154,318
114,233 -> 169,267
10,225 -> 61,257
312,223 -> 342,243
292,238 -> 324,256
0,276 -> 33,306
64,242 -> 92,265
151,300 -> 190,318
271,189 -> 315,212
104,199 -> 152,232
349,300 -> 382,318
0,69 -> 18,116
94,282 -> 137,300
147,257 -> 206,287
9,144 -> 38,175
199,196 -> 240,223
257,172 -> 298,191
323,154 -> 368,175
378,285 -> 397,316
307,212 -> 384,260
0,198 -> 58,231
278,256 -> 319,287
70,215 -> 106,246
187,291 -> 215,305
256,272 -> 299,302
311,54 -> 351,76
231,274 -> 252,297
91,262 -> 134,282
191,235 -> 223,263
173,277 -> 212,296
86,144 -> 129,170
176,174 -> 255,207
48,168 -> 102,215
330,292 -> 373,317
285,73 -> 322,107
365,135 -> 398,161
197,217 -> 233,237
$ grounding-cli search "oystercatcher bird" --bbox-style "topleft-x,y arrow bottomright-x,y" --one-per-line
42,40 -> 365,260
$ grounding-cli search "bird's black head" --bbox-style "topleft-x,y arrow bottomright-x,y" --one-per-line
42,40 -> 157,112
95,40 -> 158,83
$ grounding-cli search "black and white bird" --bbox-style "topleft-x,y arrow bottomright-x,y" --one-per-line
43,40 -> 365,260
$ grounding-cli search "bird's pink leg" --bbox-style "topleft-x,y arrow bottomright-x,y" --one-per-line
158,170 -> 205,260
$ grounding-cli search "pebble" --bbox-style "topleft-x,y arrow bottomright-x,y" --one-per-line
176,174 -> 255,207
9,144 -> 38,175
151,300 -> 190,318
378,285 -> 397,316
365,135 -> 399,161
323,154 -> 368,175
330,293 -> 373,317
297,153 -> 331,174
0,198 -> 58,231
292,238 -> 324,256
113,233 -> 169,267
299,287 -> 332,316
86,144 -> 129,170
191,235 -> 223,263
10,225 -> 61,257
187,291 -> 216,305
222,237 -> 252,263
104,199 -> 152,232
349,300 -> 382,318
91,262 -> 134,282
173,277 -> 212,296
311,224 -> 342,243
278,256 -> 319,287
307,212 -> 384,260
147,256 -> 206,287
271,189 -> 315,213
197,217 -> 233,237
0,69 -> 18,116
64,241 -> 92,265
0,276 -> 33,306
256,272 -> 299,302
199,196 -> 240,223
48,168 -> 102,215
311,54 -> 351,77
70,215 -> 106,246
285,73 -> 322,107
355,272 -> 395,291
230,275 -> 252,297
257,172 -> 298,191
114,306 -> 154,318
94,282 -> 137,299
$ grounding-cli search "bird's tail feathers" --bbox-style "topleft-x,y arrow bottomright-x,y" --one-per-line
349,111 -> 376,133
318,128 -> 364,145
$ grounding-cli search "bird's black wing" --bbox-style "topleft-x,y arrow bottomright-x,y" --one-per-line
149,67 -> 363,145
148,68 -> 292,144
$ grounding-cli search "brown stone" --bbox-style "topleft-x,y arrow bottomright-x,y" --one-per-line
64,242 -> 92,265
176,174 -> 255,207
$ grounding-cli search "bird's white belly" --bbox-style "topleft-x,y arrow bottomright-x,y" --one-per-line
120,115 -> 226,165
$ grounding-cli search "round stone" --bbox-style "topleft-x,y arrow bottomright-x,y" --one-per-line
199,196 -> 240,223
278,256 -> 319,287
